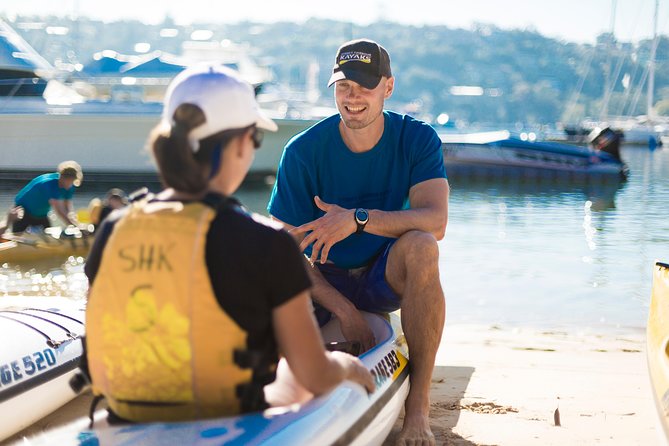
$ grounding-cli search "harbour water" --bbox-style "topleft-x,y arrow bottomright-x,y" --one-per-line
1,145 -> 667,334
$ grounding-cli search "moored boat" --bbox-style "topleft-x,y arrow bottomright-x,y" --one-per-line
20,311 -> 409,446
440,130 -> 628,180
647,261 -> 669,441
1,18 -> 318,182
0,296 -> 85,442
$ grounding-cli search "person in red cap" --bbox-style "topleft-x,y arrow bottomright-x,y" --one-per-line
269,38 -> 448,445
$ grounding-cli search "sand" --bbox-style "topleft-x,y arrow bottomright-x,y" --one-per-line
5,324 -> 660,446
387,324 -> 658,446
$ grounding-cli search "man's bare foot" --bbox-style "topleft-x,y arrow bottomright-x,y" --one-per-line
395,413 -> 435,446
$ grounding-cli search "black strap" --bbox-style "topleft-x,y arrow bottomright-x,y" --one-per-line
202,192 -> 243,211
88,394 -> 104,428
233,347 -> 276,413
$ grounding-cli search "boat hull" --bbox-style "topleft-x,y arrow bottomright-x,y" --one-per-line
23,312 -> 409,446
0,98 -> 317,179
441,133 -> 626,180
647,261 -> 669,441
0,297 -> 85,442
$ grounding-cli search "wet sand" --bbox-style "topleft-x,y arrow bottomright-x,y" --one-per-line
5,324 -> 658,446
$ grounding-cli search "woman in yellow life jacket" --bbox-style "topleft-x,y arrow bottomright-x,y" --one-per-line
84,64 -> 374,423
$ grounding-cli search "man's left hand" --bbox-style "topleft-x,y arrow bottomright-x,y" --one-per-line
291,196 -> 357,264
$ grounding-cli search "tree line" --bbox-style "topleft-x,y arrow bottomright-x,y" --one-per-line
10,15 -> 669,126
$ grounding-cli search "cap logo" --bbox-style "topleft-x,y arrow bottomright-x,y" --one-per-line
339,51 -> 372,65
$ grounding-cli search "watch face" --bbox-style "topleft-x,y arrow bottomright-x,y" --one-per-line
355,208 -> 369,224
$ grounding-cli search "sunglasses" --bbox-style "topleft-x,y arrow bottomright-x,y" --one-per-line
251,127 -> 264,149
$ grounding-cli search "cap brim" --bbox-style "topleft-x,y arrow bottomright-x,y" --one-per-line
327,69 -> 381,89
256,110 -> 278,132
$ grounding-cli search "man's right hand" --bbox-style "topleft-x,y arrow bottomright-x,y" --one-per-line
338,307 -> 376,352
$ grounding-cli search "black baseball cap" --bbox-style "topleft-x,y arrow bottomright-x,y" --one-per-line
327,39 -> 392,89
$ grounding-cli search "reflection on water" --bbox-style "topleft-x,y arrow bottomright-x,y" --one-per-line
0,256 -> 87,297
441,146 -> 668,333
1,145 -> 667,333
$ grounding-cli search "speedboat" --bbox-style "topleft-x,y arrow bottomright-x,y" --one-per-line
440,130 -> 627,180
16,311 -> 410,446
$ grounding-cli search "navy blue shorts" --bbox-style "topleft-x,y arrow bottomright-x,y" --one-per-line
314,241 -> 400,326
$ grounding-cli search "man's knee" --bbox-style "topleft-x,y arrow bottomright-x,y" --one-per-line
395,230 -> 439,265
386,231 -> 440,293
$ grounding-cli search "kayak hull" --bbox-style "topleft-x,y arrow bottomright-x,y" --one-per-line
0,232 -> 93,264
22,311 -> 409,446
647,261 -> 669,441
0,297 -> 85,441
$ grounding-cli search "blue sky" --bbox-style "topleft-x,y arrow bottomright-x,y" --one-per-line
1,0 -> 667,44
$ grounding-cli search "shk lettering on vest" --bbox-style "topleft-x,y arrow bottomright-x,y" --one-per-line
86,200 -> 270,422
118,243 -> 174,272
339,51 -> 372,64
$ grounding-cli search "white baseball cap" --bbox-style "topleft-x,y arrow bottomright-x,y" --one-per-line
163,63 -> 277,152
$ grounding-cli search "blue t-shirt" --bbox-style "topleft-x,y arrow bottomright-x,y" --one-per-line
268,111 -> 447,269
14,173 -> 74,218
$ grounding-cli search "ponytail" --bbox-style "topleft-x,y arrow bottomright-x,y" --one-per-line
149,103 -> 253,194
149,104 -> 211,194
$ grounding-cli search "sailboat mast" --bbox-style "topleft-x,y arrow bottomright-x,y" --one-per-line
600,0 -> 617,121
647,0 -> 659,121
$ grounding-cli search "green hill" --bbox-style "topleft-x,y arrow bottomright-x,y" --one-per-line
7,15 -> 668,126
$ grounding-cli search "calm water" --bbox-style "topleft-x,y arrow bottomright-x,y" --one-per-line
1,145 -> 667,334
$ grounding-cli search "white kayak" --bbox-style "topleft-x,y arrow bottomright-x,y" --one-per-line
0,297 -> 85,442
22,311 -> 409,446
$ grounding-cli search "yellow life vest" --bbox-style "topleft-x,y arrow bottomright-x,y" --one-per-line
87,197 -> 102,225
86,199 -> 265,422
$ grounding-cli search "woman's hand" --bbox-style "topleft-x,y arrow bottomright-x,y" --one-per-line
329,350 -> 375,394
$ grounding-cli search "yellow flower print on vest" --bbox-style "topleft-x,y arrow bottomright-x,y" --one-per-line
101,285 -> 193,403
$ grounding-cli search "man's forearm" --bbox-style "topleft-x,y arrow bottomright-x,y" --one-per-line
361,178 -> 449,240
305,259 -> 357,318
52,201 -> 76,226
364,207 -> 445,240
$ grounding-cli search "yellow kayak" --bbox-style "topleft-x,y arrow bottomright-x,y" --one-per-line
647,261 -> 669,440
0,227 -> 94,264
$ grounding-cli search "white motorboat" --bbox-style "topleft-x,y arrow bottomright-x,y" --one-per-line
0,96 -> 316,181
1,18 -> 318,181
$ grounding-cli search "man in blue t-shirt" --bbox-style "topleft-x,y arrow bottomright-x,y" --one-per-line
268,39 -> 449,445
10,161 -> 83,233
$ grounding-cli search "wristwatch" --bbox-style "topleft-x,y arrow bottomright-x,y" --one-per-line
354,208 -> 369,234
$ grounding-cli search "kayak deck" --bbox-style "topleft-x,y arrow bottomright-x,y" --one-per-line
647,261 -> 669,441
22,311 -> 409,446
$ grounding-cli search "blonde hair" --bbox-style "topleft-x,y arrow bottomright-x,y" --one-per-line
57,160 -> 83,187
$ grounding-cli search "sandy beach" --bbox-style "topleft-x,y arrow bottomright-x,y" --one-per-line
387,324 -> 658,446
5,324 -> 658,446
